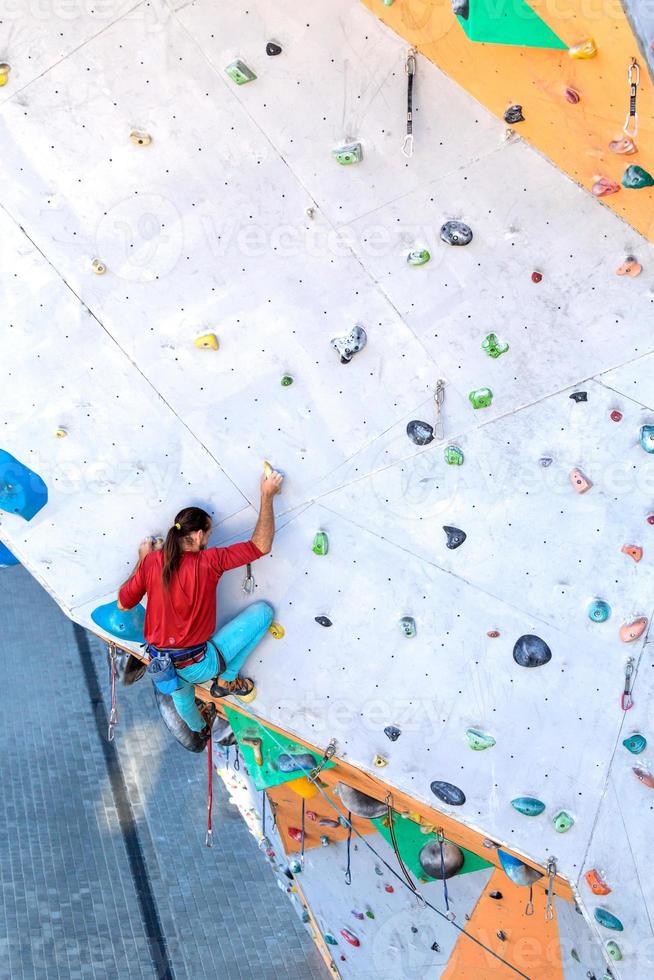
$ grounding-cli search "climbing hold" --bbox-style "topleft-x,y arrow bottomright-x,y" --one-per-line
324,934 -> 338,946
504,105 -> 524,124
591,177 -> 620,197
610,410 -> 623,422
648,515 -> 654,526
444,445 -> 464,465
418,840 -> 464,879
621,545 -> 643,562
466,728 -> 496,751
91,601 -> 145,642
622,165 -> 654,189
225,60 -> 257,85
399,616 -> 416,637
384,725 -> 401,741
440,220 -> 473,246
584,869 -> 611,895
616,257 -> 642,277
0,63 -> 10,87
276,752 -> 319,773
241,736 -> 264,766
54,428 -> 67,439
153,690 -> 211,753
452,0 -> 469,18
539,456 -> 553,467
489,891 -> 503,900
468,388 -> 493,409
407,249 -> 431,266
619,617 -> 647,642
633,767 -> 654,788
312,532 -> 329,556
288,827 -> 303,843
351,910 -> 364,921
481,334 -> 509,359
0,542 -> 19,567
372,754 -> 388,768
330,325 -> 367,363
0,450 -> 48,521
289,859 -> 302,874
588,599 -> 611,623
332,143 -> 363,165
609,136 -> 637,155
568,38 -> 597,59
129,130 -> 152,146
553,810 -> 574,833
569,391 -> 587,402
335,783 -> 387,819
280,375 -> 294,386
319,818 -> 340,828
406,420 -> 434,446
365,908 -> 374,919
594,908 -> 624,932
569,468 -> 592,494
640,425 -> 654,453
564,87 -> 580,104
511,797 -> 545,817
268,621 -> 285,639
443,526 -> 466,550
487,630 -> 500,638
315,616 -> 332,627
194,333 -> 219,350
513,634 -> 552,668
531,271 -> 543,283
623,733 -> 646,754
384,884 -> 394,893
320,835 -> 330,847
497,850 -> 543,887
429,781 -> 466,806
606,941 -> 622,961
266,41 -> 282,56
571,949 -> 580,963
305,811 -> 318,821
91,258 -> 107,275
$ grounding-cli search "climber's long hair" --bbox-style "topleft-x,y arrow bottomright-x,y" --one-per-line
162,507 -> 212,589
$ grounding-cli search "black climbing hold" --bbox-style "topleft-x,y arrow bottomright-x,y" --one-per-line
336,782 -> 387,818
569,391 -> 587,402
451,0 -> 469,18
489,891 -> 503,900
384,725 -> 401,741
277,752 -> 319,772
497,931 -> 507,942
418,840 -> 464,879
315,615 -> 332,627
443,526 -> 466,550
440,220 -> 473,246
513,634 -> 552,668
154,689 -> 210,753
266,41 -> 282,56
406,420 -> 434,446
411,926 -> 418,934
111,650 -> 146,686
431,941 -> 441,952
504,105 -> 525,124
430,780 -> 466,806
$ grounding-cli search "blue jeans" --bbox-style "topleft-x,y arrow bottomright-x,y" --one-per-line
171,600 -> 274,732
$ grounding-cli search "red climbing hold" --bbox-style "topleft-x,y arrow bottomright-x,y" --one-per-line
288,827 -> 303,842
340,929 -> 360,947
487,630 -> 500,638
610,410 -> 623,422
621,545 -> 643,563
531,271 -> 542,283
384,884 -> 394,893
648,515 -> 654,526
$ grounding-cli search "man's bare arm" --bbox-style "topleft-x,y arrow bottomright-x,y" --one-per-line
251,472 -> 283,555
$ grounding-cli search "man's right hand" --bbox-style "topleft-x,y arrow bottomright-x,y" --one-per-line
261,471 -> 283,497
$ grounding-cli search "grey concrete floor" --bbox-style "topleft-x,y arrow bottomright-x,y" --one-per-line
0,566 -> 327,980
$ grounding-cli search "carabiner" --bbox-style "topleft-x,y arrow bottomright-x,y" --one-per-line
405,48 -> 417,76
401,133 -> 414,158
624,57 -> 639,137
621,657 -> 635,711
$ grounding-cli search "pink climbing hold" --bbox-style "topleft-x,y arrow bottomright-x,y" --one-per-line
633,767 -> 654,789
569,468 -> 592,494
620,617 -> 647,643
564,87 -> 580,104
610,410 -> 623,422
648,515 -> 654,526
306,811 -> 318,821
531,271 -> 542,283
487,630 -> 500,638
591,177 -> 620,197
615,257 -> 642,277
608,136 -> 637,155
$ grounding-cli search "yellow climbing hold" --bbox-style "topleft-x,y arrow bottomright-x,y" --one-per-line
91,258 -> 107,275
568,39 -> 597,59
242,736 -> 264,765
129,130 -> 152,146
372,754 -> 388,768
268,621 -> 285,639
263,460 -> 273,478
286,776 -> 319,799
54,428 -> 68,439
236,683 -> 257,704
194,333 -> 219,350
0,64 -> 10,87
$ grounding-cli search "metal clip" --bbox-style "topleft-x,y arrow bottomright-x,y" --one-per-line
401,134 -> 414,158
525,884 -> 534,916
624,57 -> 639,137
242,563 -> 255,594
405,48 -> 417,76
545,857 -> 557,920
205,829 -> 214,848
621,657 -> 634,711
433,379 -> 446,440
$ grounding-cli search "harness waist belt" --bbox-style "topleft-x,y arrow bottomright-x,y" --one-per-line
147,641 -> 226,674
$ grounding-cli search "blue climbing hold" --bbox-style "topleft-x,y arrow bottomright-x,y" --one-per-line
594,908 -> 624,932
0,541 -> 19,567
0,449 -> 48,521
511,796 -> 545,817
90,600 -> 145,642
640,425 -> 654,453
623,733 -> 647,755
497,850 -> 543,887
588,599 -> 611,623
276,752 -> 319,773
430,780 -> 466,806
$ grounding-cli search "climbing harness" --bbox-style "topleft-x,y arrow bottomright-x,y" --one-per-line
206,726 -> 214,847
621,658 -> 634,711
624,58 -> 639,138
107,641 -> 118,741
437,828 -> 455,920
344,810 -> 353,885
308,738 -> 337,782
242,563 -> 255,595
402,48 -> 417,158
433,379 -> 446,441
545,857 -> 557,921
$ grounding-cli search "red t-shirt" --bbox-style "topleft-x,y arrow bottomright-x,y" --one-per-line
118,541 -> 262,648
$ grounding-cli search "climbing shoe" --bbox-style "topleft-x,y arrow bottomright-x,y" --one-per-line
210,675 -> 256,702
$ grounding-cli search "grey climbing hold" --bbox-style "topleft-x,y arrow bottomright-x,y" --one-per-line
513,634 -> 552,668
315,616 -> 332,627
539,456 -> 553,467
418,840 -> 464,879
504,105 -> 525,124
569,391 -> 587,403
266,41 -> 282,56
384,725 -> 401,741
430,781 -> 466,806
440,220 -> 473,246
443,526 -> 466,549
406,421 -> 434,446
452,0 -> 469,17
276,752 -> 319,773
335,782 -> 387,818
331,325 -> 367,363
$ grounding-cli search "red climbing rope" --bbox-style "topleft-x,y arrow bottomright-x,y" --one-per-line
206,730 -> 214,847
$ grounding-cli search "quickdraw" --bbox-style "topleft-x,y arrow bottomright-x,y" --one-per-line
242,562 -> 255,595
402,48 -> 417,158
622,658 -> 634,711
344,810 -> 353,885
300,798 -> 306,869
624,58 -> 639,138
433,379 -> 446,441
437,828 -> 455,920
525,884 -> 534,917
107,641 -> 118,741
386,797 -> 425,906
545,857 -> 557,921
308,738 -> 337,782
206,727 -> 214,847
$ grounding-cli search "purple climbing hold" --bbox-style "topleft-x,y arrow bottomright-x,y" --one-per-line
430,780 -> 466,806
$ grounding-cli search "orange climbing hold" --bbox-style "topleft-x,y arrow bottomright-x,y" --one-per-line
286,777 -> 318,800
616,257 -> 642,277
584,869 -> 611,895
591,177 -> 620,198
620,617 -> 647,643
621,545 -> 643,563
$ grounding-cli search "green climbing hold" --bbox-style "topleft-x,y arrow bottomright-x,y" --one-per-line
332,142 -> 363,165
454,0 -> 567,50
553,810 -> 574,833
640,425 -> 654,453
623,733 -> 647,754
444,445 -> 464,465
281,375 -> 294,387
312,531 -> 328,556
511,796 -> 545,817
469,387 -> 493,409
481,333 -> 509,358
224,60 -> 257,85
399,616 -> 417,637
571,949 -> 580,963
466,728 -> 496,751
606,940 -> 622,961
622,165 -> 654,189
407,249 -> 431,266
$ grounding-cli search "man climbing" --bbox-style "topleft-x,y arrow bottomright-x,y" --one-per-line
117,468 -> 283,734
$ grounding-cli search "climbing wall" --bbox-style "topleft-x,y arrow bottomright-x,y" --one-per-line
1,0 -> 653,976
